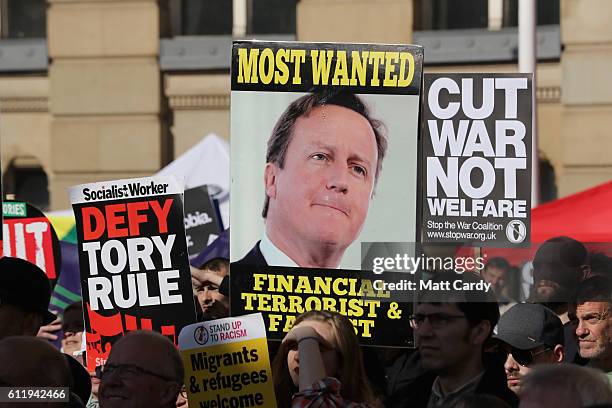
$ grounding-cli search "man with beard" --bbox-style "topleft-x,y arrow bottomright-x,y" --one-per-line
481,257 -> 513,302
572,276 -> 612,381
493,303 -> 564,395
529,236 -> 589,363
385,272 -> 517,408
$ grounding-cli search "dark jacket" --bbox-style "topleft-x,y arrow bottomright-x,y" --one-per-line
385,353 -> 518,408
233,241 -> 268,267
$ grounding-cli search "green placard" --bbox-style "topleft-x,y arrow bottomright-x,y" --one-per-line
3,202 -> 27,218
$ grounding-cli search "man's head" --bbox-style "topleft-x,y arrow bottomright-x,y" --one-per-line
494,303 -> 564,394
482,257 -> 511,293
519,365 -> 612,408
411,272 -> 499,374
530,237 -> 588,312
588,252 -> 612,279
572,276 -> 612,368
98,331 -> 184,408
194,258 -> 229,320
0,256 -> 56,339
262,90 -> 387,266
0,336 -> 72,408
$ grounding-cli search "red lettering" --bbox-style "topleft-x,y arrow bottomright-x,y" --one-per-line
83,207 -> 105,240
106,204 -> 128,238
150,199 -> 173,234
127,201 -> 149,236
82,199 -> 174,239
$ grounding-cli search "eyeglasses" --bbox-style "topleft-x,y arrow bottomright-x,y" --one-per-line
95,364 -> 175,383
409,313 -> 467,330
503,346 -> 552,367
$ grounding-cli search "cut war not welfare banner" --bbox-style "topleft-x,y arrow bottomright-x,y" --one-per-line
422,74 -> 532,246
70,176 -> 197,371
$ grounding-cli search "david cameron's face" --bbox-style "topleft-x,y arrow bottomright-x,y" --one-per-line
265,104 -> 378,253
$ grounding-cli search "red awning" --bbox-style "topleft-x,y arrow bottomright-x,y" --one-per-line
532,180 -> 612,243
457,180 -> 612,266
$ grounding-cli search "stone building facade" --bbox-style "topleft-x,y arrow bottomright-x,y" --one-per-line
0,0 -> 609,210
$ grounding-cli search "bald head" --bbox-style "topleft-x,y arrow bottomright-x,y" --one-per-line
0,336 -> 71,387
99,331 -> 183,408
113,331 -> 183,382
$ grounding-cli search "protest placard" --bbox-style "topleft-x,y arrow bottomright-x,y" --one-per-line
231,264 -> 414,347
422,73 -> 532,246
0,159 -> 2,242
179,313 -> 276,408
230,40 -> 423,271
184,186 -> 221,259
70,175 -> 197,371
1,200 -> 62,280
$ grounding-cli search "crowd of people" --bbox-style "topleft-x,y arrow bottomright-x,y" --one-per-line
1,236 -> 612,407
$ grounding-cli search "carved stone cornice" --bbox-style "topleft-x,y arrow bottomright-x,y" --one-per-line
0,97 -> 49,112
168,94 -> 230,110
536,86 -> 561,103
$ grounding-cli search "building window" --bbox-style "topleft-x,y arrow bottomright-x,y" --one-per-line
414,0 -> 488,31
414,0 -> 559,31
173,0 -> 296,37
181,0 -> 232,36
0,0 -> 46,39
3,159 -> 49,211
246,0 -> 296,35
539,159 -> 557,204
501,0 -> 560,27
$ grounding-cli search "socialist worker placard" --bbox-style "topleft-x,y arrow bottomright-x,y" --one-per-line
70,176 -> 197,371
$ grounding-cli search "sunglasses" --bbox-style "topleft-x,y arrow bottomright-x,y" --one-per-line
501,346 -> 552,367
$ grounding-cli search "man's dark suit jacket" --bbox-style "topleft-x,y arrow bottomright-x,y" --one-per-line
229,240 -> 389,397
232,241 -> 268,267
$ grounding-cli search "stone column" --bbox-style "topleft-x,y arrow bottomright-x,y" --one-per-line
559,0 -> 612,196
47,0 -> 163,209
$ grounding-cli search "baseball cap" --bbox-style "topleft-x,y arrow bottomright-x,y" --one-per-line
494,303 -> 564,350
191,228 -> 229,268
532,236 -> 587,288
0,256 -> 56,325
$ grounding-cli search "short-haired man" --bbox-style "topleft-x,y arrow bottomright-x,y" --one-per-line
529,236 -> 589,315
529,236 -> 589,363
482,257 -> 511,298
494,303 -> 564,394
0,336 -> 73,408
386,272 -> 518,408
191,258 -> 230,321
0,256 -> 56,340
97,331 -> 184,408
237,90 -> 387,269
520,364 -> 612,408
572,275 -> 612,382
